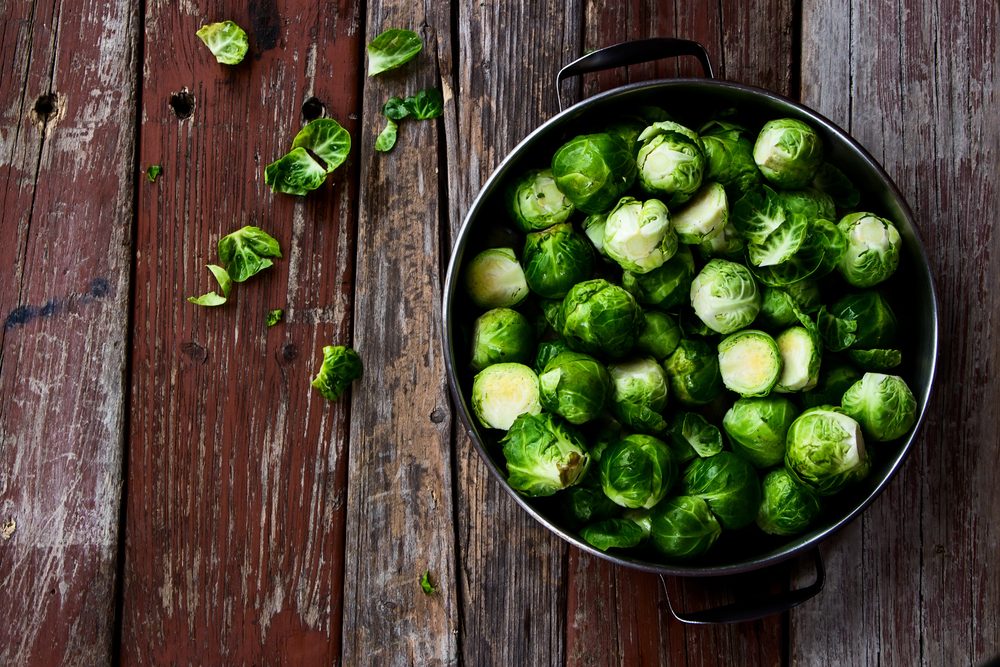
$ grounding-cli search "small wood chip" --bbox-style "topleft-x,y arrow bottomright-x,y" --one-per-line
1,518 -> 15,540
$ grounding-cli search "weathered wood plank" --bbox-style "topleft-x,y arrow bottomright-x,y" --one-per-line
339,2 -> 459,665
793,0 -> 1000,665
446,2 -> 583,665
122,1 -> 360,662
0,0 -> 137,663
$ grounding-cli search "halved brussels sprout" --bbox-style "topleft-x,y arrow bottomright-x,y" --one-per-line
508,169 -> 576,231
717,330 -> 783,397
774,326 -> 821,392
785,407 -> 870,496
753,118 -> 823,189
551,133 -> 637,213
664,339 -> 724,406
501,412 -> 589,496
603,196 -> 677,273
671,182 -> 728,244
582,213 -> 609,258
561,279 -> 642,358
840,372 -> 917,441
756,469 -> 821,536
636,124 -> 705,206
682,452 -> 761,529
722,396 -> 799,468
690,259 -> 761,334
522,223 -> 595,299
600,434 -> 677,509
622,245 -> 695,309
464,247 -> 529,309
538,351 -> 610,425
470,308 -> 535,371
758,282 -> 821,330
471,362 -> 541,430
608,357 -> 670,433
698,218 -> 745,259
837,212 -> 902,287
636,310 -> 682,362
648,495 -> 722,559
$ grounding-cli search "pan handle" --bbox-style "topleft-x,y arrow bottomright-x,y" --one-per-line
556,37 -> 715,111
659,549 -> 825,625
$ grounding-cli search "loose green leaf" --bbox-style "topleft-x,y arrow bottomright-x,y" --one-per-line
264,147 -> 328,195
196,21 -> 249,65
218,226 -> 282,282
375,119 -> 398,152
367,28 -> 423,76
419,570 -> 437,595
383,97 -> 410,121
311,345 -> 363,401
404,89 -> 444,120
266,308 -> 283,327
146,165 -> 162,183
187,264 -> 232,307
291,118 -> 352,174
669,412 -> 724,458
847,348 -> 903,369
817,306 -> 858,351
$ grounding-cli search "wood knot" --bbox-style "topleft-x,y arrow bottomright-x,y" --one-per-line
429,408 -> 446,423
301,96 -> 325,122
29,92 -> 63,130
169,89 -> 195,120
180,341 -> 208,363
281,343 -> 298,362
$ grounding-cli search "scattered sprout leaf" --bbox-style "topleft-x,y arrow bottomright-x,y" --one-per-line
375,119 -> 398,152
419,570 -> 437,595
146,165 -> 162,183
218,226 -> 282,282
187,264 -> 231,306
383,97 -> 410,121
196,21 -> 249,65
291,118 -> 352,174
265,147 -> 329,195
404,88 -> 443,120
367,29 -> 423,76
311,345 -> 363,401
266,308 -> 283,327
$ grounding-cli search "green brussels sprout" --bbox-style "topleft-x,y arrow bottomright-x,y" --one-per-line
603,197 -> 678,273
774,326 -> 821,392
801,364 -> 862,408
522,223 -> 595,299
561,279 -> 642,358
604,119 -> 646,152
840,372 -> 917,441
682,452 -> 761,529
753,118 -> 823,189
508,169 -> 576,231
671,182 -> 728,244
636,310 -> 682,362
722,396 -> 799,468
538,351 -> 611,424
471,362 -> 541,430
501,412 -> 590,496
534,339 -> 571,373
636,123 -> 706,205
756,468 -> 822,536
580,513 -> 651,551
600,434 -> 677,509
836,213 -> 902,287
667,411 -> 724,459
551,133 -> 637,214
690,259 -> 761,334
785,407 -> 870,496
608,357 -> 670,433
698,119 -> 761,196
562,481 -> 622,525
582,213 -> 609,258
698,219 -> 745,259
846,348 -> 902,370
464,247 -> 529,309
311,345 -> 363,401
469,308 -> 535,371
196,20 -> 249,65
622,245 -> 695,309
717,330 -> 783,397
664,339 -> 724,406
758,282 -> 821,329
588,417 -> 624,464
829,291 -> 898,349
539,298 -> 565,334
648,496 -> 722,559
812,162 -> 860,209
779,188 -> 836,223
748,218 -> 845,287
732,186 -> 810,267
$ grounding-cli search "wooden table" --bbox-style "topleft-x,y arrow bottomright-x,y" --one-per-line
1,0 -> 997,664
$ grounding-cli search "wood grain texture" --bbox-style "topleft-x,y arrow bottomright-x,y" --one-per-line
122,0 -> 360,663
339,2 -> 459,665
0,0 -> 137,663
447,2 -> 583,665
793,0 -> 1000,665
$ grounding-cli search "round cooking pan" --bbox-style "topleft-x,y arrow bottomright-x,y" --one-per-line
442,38 -> 938,623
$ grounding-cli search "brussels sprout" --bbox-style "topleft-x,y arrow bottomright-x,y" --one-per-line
508,169 -> 576,232
604,119 -> 646,152
837,213 -> 902,287
671,182 -> 729,244
534,339 -> 571,373
539,298 -> 565,334
582,213 -> 609,258
717,330 -> 783,397
732,186 -> 809,267
603,197 -> 678,273
785,407 -> 870,496
801,364 -> 862,408
753,118 -> 823,189
636,310 -> 682,362
581,517 -> 650,551
846,348 -> 902,369
635,124 -> 705,205
501,412 -> 589,496
748,218 -> 845,287
722,396 -> 799,468
698,120 -> 761,196
664,339 -> 724,406
698,219 -> 745,259
758,282 -> 821,329
812,162 -> 861,209
522,223 -> 595,299
538,351 -> 610,424
470,308 -> 535,371
841,372 -> 917,441
600,434 -> 677,509
829,291 -> 898,349
774,326 -> 821,392
682,452 -> 761,529
561,279 -> 642,358
622,245 -> 696,309
464,247 -> 530,309
311,345 -> 363,401
551,133 -> 637,214
196,21 -> 249,65
756,468 -> 822,536
562,478 -> 622,525
608,357 -> 670,433
648,496 -> 722,559
471,362 -> 541,430
690,259 -> 761,334
668,411 -> 724,458
780,188 -> 836,223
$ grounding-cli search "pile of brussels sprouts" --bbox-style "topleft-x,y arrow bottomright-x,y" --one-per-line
461,108 -> 919,561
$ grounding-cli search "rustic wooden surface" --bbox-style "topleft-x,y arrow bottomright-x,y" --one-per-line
0,0 -> 997,665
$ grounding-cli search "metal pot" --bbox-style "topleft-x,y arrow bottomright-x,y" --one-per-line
442,38 -> 938,623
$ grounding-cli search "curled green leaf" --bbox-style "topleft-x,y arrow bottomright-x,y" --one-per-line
187,264 -> 232,306
264,147 -> 328,196
375,119 -> 398,152
146,165 -> 162,183
266,308 -> 283,327
291,118 -> 352,174
196,20 -> 249,65
367,29 -> 422,76
311,345 -> 363,401
419,570 -> 437,595
218,226 -> 282,282
404,88 -> 443,120
383,97 -> 410,121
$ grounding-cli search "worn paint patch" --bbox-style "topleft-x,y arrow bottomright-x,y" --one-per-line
249,0 -> 281,55
1,518 -> 15,540
4,277 -> 111,330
